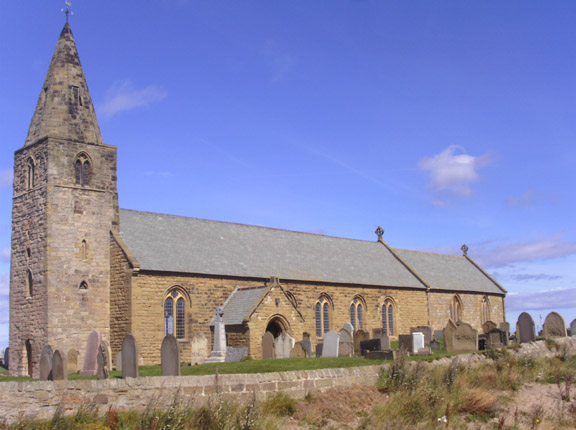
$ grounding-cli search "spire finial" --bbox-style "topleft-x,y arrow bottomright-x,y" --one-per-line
62,1 -> 73,23
375,226 -> 384,241
461,244 -> 469,256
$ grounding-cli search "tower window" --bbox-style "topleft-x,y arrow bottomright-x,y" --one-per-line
26,158 -> 35,190
26,270 -> 33,298
164,288 -> 187,340
79,281 -> 88,290
74,153 -> 92,186
81,240 -> 87,260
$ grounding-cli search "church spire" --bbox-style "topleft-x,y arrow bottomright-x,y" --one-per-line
25,23 -> 102,146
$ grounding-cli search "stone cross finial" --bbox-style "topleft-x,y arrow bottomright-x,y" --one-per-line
461,244 -> 469,256
216,306 -> 224,318
375,226 -> 384,241
61,1 -> 73,22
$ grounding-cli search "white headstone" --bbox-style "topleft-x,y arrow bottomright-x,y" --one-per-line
412,332 -> 425,354
274,333 -> 295,358
322,330 -> 340,358
190,332 -> 208,365
205,307 -> 227,363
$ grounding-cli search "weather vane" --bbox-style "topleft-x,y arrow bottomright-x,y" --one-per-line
61,1 -> 73,23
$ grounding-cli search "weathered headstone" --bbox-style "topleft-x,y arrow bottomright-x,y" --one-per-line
97,346 -> 109,380
66,349 -> 79,374
290,341 -> 308,358
486,328 -> 506,349
543,312 -> 567,338
434,330 -> 444,340
274,333 -> 295,359
39,345 -> 53,381
499,322 -> 510,343
121,334 -> 139,379
52,350 -> 67,380
379,334 -> 391,351
398,334 -> 413,353
315,343 -> 323,358
366,350 -> 395,360
430,338 -> 441,351
301,339 -> 312,357
225,346 -> 248,362
205,307 -> 227,363
570,319 -> 576,337
80,331 -> 102,376
411,326 -> 433,346
482,321 -> 497,334
115,351 -> 122,372
443,319 -> 458,351
322,330 -> 340,358
516,312 -> 535,343
338,329 -> 354,357
190,332 -> 208,365
372,328 -> 383,338
100,341 -> 112,371
359,339 -> 381,356
412,332 -> 425,354
342,322 -> 354,335
262,331 -> 275,359
449,322 -> 478,352
417,347 -> 432,356
161,334 -> 180,376
353,329 -> 369,356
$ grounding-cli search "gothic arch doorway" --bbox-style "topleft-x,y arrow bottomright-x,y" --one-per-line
265,315 -> 290,338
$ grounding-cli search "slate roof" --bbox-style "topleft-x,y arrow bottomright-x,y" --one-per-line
392,249 -> 506,294
212,287 -> 268,325
118,209 -> 425,288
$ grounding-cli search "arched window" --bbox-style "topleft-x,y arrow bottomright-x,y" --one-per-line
382,299 -> 395,336
349,296 -> 365,330
315,295 -> 332,338
79,280 -> 88,290
451,295 -> 463,322
26,270 -> 33,298
26,158 -> 35,190
480,296 -> 490,324
164,289 -> 187,340
74,153 -> 91,187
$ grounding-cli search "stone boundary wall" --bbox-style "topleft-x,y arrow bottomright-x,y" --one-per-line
0,365 -> 381,423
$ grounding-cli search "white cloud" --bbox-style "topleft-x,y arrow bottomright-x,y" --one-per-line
98,81 -> 167,118
0,170 -> 13,188
491,272 -> 562,282
418,145 -> 493,205
506,287 -> 576,311
0,248 -> 9,263
506,189 -> 557,208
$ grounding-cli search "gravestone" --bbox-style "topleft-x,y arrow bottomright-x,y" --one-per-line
411,326 -> 432,346
161,334 -> 180,376
115,352 -> 122,372
398,334 -> 413,353
97,346 -> 109,380
366,350 -> 395,360
360,339 -> 381,356
274,333 -> 295,359
262,331 -> 275,359
205,307 -> 227,363
315,343 -> 323,358
338,329 -> 354,357
225,346 -> 248,362
80,331 -> 102,376
482,321 -> 497,334
449,322 -> 478,352
372,328 -> 383,338
499,322 -> 510,343
100,341 -> 112,371
434,330 -> 444,340
67,349 -> 79,374
486,328 -> 506,349
443,319 -> 458,351
353,329 -> 369,356
342,322 -> 354,335
417,347 -> 432,356
516,312 -> 535,343
121,334 -> 139,379
190,332 -> 208,365
3,347 -> 8,370
39,345 -> 54,381
52,350 -> 67,380
301,339 -> 312,358
412,332 -> 425,354
543,312 -> 567,338
290,341 -> 308,358
379,334 -> 391,351
322,330 -> 340,358
570,319 -> 576,337
430,338 -> 441,351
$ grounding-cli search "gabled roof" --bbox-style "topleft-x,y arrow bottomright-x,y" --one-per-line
392,249 -> 506,295
214,286 -> 269,325
118,209 -> 426,289
25,23 -> 102,146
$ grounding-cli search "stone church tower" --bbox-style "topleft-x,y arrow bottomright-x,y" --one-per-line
9,23 -> 118,376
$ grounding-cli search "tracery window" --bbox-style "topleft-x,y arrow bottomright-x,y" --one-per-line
382,299 -> 395,336
349,296 -> 365,330
480,296 -> 490,324
315,295 -> 332,338
164,289 -> 186,339
26,158 -> 35,190
451,295 -> 463,322
74,153 -> 91,187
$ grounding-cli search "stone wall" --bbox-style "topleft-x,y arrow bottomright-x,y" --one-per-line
0,366 -> 380,424
428,292 -> 505,330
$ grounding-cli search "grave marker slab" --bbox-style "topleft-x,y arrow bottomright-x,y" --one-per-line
398,334 -> 413,353
52,350 -> 67,380
412,332 -> 425,354
353,330 -> 369,356
448,322 -> 478,352
274,333 -> 295,359
338,329 -> 354,357
379,335 -> 391,351
39,345 -> 53,381
290,341 -> 308,358
301,339 -> 312,358
543,312 -> 567,338
161,334 -> 180,376
121,334 -> 139,379
570,319 -> 576,337
411,326 -> 432,346
359,339 -> 381,356
417,347 -> 432,356
67,349 -> 79,374
366,350 -> 395,360
3,347 -> 8,370
225,346 -> 248,362
342,322 -> 354,335
482,321 -> 497,334
322,330 -> 340,358
115,352 -> 122,372
190,332 -> 208,365
486,328 -> 506,349
516,313 -> 535,343
443,320 -> 458,351
430,339 -> 441,351
499,322 -> 510,343
315,343 -> 323,358
97,346 -> 109,380
262,331 -> 275,359
80,331 -> 101,376
434,330 -> 444,340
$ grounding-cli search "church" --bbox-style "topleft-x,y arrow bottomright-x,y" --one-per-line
9,22 -> 507,377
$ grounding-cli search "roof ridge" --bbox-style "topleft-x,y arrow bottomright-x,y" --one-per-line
394,247 -> 463,258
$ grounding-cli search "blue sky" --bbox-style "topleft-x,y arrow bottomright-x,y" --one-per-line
1,1 -> 575,348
